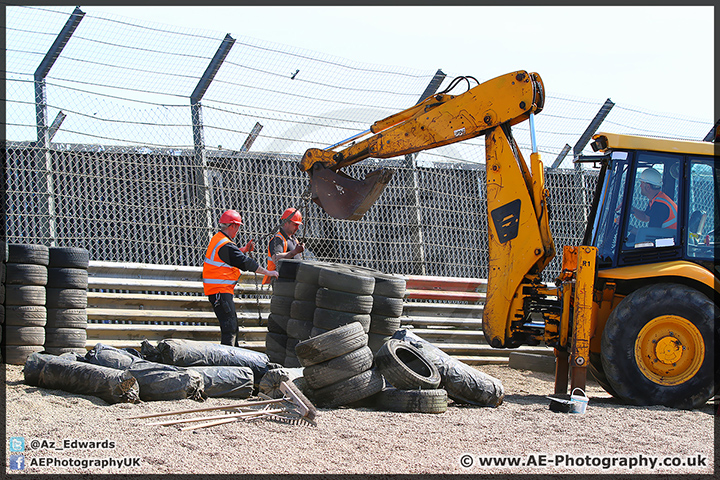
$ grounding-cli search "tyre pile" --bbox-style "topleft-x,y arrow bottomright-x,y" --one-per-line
264,260 -> 454,413
1,244 -> 90,365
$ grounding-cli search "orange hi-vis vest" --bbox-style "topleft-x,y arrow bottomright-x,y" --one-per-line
263,232 -> 287,284
203,232 -> 240,295
650,191 -> 678,229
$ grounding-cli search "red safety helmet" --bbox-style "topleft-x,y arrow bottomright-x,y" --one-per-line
219,209 -> 243,225
281,208 -> 303,225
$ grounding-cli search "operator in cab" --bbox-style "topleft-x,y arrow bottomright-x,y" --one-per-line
631,168 -> 677,230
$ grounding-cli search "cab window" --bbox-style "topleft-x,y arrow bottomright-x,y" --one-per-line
622,152 -> 681,250
685,157 -> 716,260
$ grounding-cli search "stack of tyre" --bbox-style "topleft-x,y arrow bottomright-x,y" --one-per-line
44,247 -> 90,356
265,259 -> 301,366
374,338 -> 448,413
295,321 -> 383,407
3,244 -> 49,365
364,270 -> 407,354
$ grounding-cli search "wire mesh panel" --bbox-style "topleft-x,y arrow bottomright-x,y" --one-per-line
4,5 -> 714,281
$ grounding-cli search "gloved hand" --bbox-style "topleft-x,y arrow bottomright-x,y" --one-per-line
290,243 -> 305,257
240,239 -> 255,253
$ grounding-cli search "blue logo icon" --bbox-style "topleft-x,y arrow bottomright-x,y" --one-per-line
9,437 -> 25,452
9,455 -> 26,470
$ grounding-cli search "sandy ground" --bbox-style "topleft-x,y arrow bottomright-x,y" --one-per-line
4,362 -> 717,477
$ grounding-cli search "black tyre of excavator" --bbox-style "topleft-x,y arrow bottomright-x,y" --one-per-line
588,352 -> 619,399
600,283 -> 715,409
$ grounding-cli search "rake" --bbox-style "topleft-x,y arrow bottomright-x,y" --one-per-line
123,381 -> 317,428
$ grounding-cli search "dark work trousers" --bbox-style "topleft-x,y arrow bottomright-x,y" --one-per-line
208,292 -> 238,346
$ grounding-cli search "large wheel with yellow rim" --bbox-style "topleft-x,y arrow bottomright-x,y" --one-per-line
600,283 -> 715,409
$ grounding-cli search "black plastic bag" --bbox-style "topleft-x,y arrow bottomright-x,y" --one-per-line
155,339 -> 271,385
187,366 -> 254,398
33,354 -> 140,404
23,352 -> 69,387
126,362 -> 205,402
86,343 -> 145,370
392,329 -> 504,407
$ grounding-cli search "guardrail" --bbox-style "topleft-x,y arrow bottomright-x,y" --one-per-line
86,261 -> 553,365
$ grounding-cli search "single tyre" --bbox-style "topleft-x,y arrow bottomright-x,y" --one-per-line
45,327 -> 88,348
318,266 -> 375,295
267,314 -> 290,334
4,263 -> 48,286
265,332 -> 288,363
272,279 -> 296,298
269,294 -> 294,316
376,388 -> 448,414
49,247 -> 90,268
372,274 -> 407,299
372,295 -> 404,317
47,268 -> 89,289
290,300 -> 316,322
283,354 -> 302,368
295,262 -> 331,284
276,259 -> 302,280
46,288 -> 87,308
7,244 -> 49,266
315,288 -> 373,314
313,308 -> 370,333
286,318 -> 313,341
4,285 -> 46,306
375,338 -> 441,390
4,345 -> 44,365
369,314 -> 402,336
311,368 -> 384,408
5,305 -> 47,327
600,283 -> 715,409
294,281 -> 320,302
5,326 -> 46,345
303,346 -> 374,390
294,321 -> 368,367
46,308 -> 88,329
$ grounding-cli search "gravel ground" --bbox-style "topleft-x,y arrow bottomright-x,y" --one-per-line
4,362 -> 717,476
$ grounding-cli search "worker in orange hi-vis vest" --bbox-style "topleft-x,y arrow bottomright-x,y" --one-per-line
203,209 -> 278,346
262,208 -> 305,284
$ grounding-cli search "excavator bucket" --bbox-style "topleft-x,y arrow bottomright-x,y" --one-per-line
309,164 -> 394,220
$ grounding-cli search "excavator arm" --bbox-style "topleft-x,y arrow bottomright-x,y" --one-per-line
301,70 -> 556,348
299,71 -> 545,220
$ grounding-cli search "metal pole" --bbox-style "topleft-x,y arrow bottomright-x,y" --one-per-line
34,6 -> 85,246
190,33 -> 235,234
404,69 -> 447,275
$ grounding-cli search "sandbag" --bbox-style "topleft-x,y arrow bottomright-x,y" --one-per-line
23,352 -> 68,386
126,362 -> 205,402
391,329 -> 504,407
187,366 -> 254,398
35,355 -> 140,404
258,367 -> 308,399
85,343 -> 145,370
154,339 -> 271,385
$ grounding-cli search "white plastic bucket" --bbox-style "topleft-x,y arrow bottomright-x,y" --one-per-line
569,388 -> 588,414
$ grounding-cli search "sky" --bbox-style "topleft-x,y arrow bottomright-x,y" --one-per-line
83,5 -> 715,122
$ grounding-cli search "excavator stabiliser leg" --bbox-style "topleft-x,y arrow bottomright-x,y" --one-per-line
308,163 -> 395,220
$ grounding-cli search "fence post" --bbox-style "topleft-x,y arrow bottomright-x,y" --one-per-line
404,69 -> 446,275
34,6 -> 85,246
190,33 -> 235,234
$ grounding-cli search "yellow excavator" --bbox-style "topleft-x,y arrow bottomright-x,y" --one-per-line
299,70 -> 718,409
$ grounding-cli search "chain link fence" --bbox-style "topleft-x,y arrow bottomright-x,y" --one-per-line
4,6 -> 714,281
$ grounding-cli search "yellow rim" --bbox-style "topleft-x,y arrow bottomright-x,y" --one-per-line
634,315 -> 705,386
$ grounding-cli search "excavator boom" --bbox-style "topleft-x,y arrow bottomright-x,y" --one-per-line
300,70 -> 545,220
